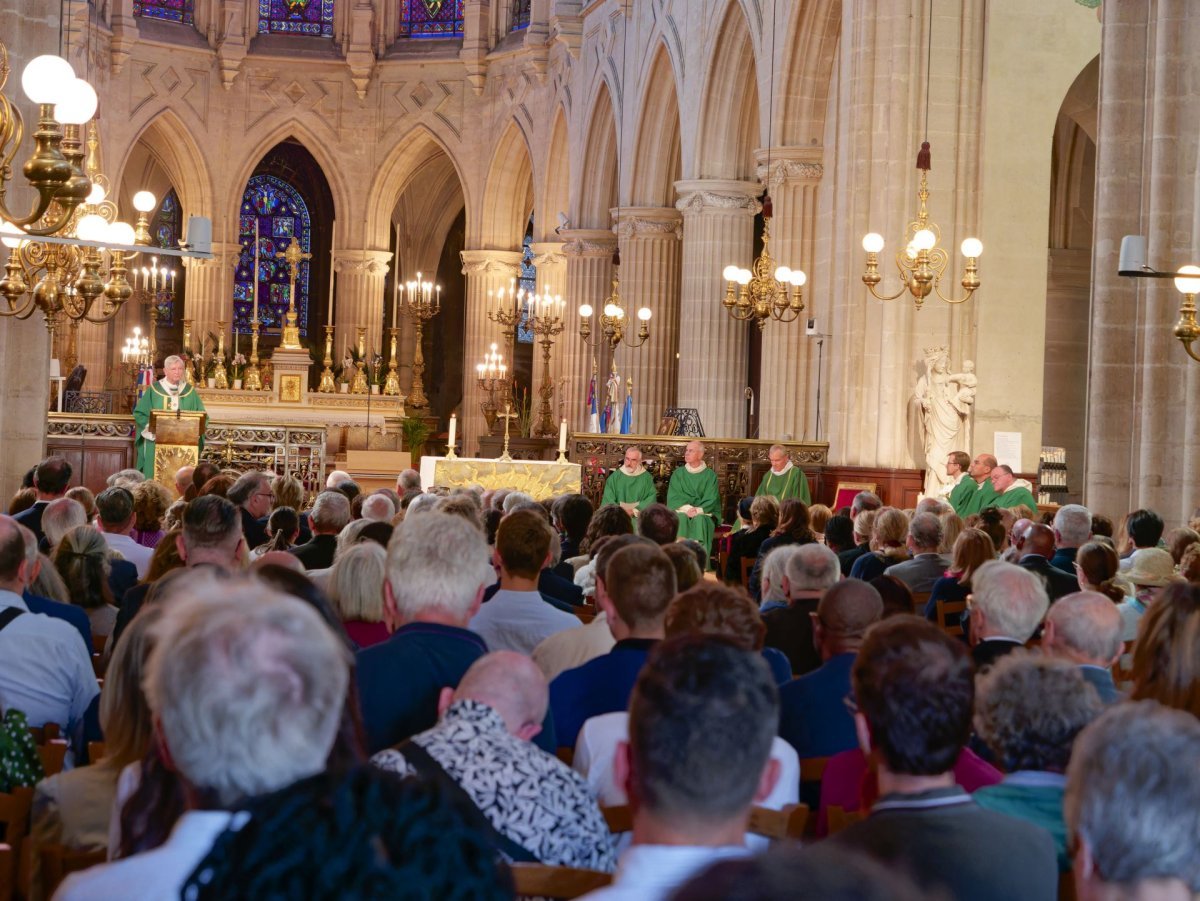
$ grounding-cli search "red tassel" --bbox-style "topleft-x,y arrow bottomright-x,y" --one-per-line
611,248 -> 621,268
761,193 -> 774,219
916,141 -> 932,170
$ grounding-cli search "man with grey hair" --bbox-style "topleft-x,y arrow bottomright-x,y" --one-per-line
887,512 -> 950,593
325,468 -> 352,489
395,468 -> 423,493
361,492 -> 396,522
58,585 -> 351,900
914,497 -> 949,517
227,470 -> 273,549
1050,503 -> 1091,573
289,489 -> 350,570
764,543 -> 841,676
501,490 -> 536,514
40,496 -> 86,550
405,492 -> 440,517
132,354 -> 205,479
356,511 -> 495,753
756,443 -> 811,504
968,560 -> 1049,671
850,491 -> 882,519
667,440 -> 721,549
371,652 -> 615,870
106,468 -> 145,489
759,544 -> 803,612
1065,702 -> 1200,899
1042,591 -> 1124,704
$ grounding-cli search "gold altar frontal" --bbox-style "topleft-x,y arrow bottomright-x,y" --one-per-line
420,456 -> 582,500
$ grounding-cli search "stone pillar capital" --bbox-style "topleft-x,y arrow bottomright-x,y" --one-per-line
460,249 -> 522,278
182,241 -> 243,271
674,180 -> 762,217
754,147 -> 826,188
560,229 -> 618,257
612,206 -> 683,239
529,241 -> 567,268
333,248 -> 393,278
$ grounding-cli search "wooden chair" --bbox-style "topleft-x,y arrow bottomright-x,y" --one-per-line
87,742 -> 106,764
1058,869 -> 1077,901
38,844 -> 107,897
799,756 -> 829,784
936,599 -> 967,637
739,556 -> 755,588
0,789 -> 33,846
0,842 -> 13,901
37,741 -> 69,778
26,724 -> 60,745
509,863 -> 612,899
910,591 -> 932,615
555,747 -> 574,767
574,609 -> 595,624
826,805 -> 866,835
603,803 -> 808,842
92,633 -> 108,655
600,805 -> 633,834
91,653 -> 105,679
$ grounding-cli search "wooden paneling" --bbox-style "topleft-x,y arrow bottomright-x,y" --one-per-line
813,466 -> 926,511
44,437 -> 135,495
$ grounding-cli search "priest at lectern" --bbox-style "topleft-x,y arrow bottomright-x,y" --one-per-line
133,355 -> 207,480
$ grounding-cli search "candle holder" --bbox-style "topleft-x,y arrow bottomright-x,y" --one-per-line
475,343 -> 512,436
350,326 -> 369,395
275,236 -> 310,350
243,319 -> 263,391
129,255 -> 176,373
318,324 -> 337,393
212,320 -> 230,390
182,319 -> 196,385
556,449 -> 569,464
401,273 -> 441,410
497,402 -> 519,463
383,326 -> 402,396
527,293 -> 566,438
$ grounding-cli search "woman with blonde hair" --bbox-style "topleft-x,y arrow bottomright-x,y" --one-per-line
939,511 -> 964,555
807,504 -> 833,543
925,527 -> 996,629
131,481 -> 173,549
53,525 -> 118,644
327,542 -> 389,649
848,507 -> 910,581
272,473 -> 312,543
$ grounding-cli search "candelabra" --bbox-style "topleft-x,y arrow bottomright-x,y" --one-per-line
475,343 -> 512,435
243,318 -> 263,390
130,255 -> 177,369
181,319 -> 196,385
120,326 -> 150,381
487,279 -> 524,346
351,326 -> 369,394
318,324 -> 337,392
721,197 -> 806,329
211,319 -> 229,389
400,273 -> 441,410
275,236 -> 310,349
526,290 -> 566,438
383,327 -> 402,395
578,252 -> 651,350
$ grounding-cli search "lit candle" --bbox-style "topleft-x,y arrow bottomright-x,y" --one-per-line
171,270 -> 176,293
252,219 -> 260,321
435,285 -> 441,311
448,414 -> 457,453
559,418 -> 567,453
329,219 -> 337,324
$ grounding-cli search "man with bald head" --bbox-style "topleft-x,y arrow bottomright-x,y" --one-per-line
756,444 -> 811,505
371,652 -> 614,870
1017,523 -> 1080,603
949,452 -> 999,517
667,440 -> 721,551
1042,592 -> 1124,704
990,465 -> 1039,511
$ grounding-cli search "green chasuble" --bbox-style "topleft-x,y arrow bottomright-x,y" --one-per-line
601,468 -> 658,513
667,465 -> 721,550
950,478 -> 998,517
132,380 -> 207,480
755,464 -> 811,505
994,484 -> 1039,511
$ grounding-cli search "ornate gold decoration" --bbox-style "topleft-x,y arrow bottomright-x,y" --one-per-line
350,326 -> 369,394
430,459 -> 581,501
399,273 -> 440,410
383,327 -> 402,395
497,402 -> 519,462
279,374 -> 303,403
275,235 -> 310,348
318,324 -> 336,392
153,443 -> 198,488
721,206 -> 806,329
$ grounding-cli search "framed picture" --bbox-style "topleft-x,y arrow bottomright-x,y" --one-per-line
655,416 -> 679,436
833,481 -> 878,512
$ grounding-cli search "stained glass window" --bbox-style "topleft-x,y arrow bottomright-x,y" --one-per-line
517,223 -> 535,344
398,0 -> 464,38
133,0 -> 194,25
258,0 -> 334,36
510,0 -> 530,32
149,189 -> 182,327
235,175 -> 313,336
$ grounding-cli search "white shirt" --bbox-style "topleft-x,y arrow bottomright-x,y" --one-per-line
0,589 -> 98,733
56,810 -> 235,901
468,588 -> 581,655
100,532 -> 153,579
579,844 -> 748,901
572,711 -> 799,851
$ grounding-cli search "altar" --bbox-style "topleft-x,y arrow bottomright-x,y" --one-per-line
420,455 -> 582,500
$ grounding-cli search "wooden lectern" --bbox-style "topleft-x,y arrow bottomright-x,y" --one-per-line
150,409 -> 207,487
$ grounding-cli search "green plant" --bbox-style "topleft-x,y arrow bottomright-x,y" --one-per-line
515,386 -> 533,438
401,416 -> 432,459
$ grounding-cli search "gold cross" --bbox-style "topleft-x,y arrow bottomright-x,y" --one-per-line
497,401 -> 519,462
275,235 -> 311,281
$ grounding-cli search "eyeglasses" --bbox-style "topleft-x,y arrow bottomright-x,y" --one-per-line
255,491 -> 275,501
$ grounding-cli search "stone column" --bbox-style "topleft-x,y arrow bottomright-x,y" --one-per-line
183,241 -> 243,344
529,241 -> 568,424
757,151 -> 825,442
461,249 -> 522,455
674,179 -> 761,438
560,230 -> 617,432
333,248 -> 392,362
613,208 -> 682,434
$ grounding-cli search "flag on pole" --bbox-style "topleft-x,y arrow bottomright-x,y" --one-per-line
587,358 -> 600,433
620,378 -> 633,435
137,365 -> 153,398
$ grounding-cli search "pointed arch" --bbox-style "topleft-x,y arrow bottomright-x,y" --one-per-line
538,104 -> 571,242
779,0 -> 841,147
480,120 -> 535,250
696,1 -> 759,180
631,41 -> 683,207
578,80 -> 618,229
367,124 -> 469,251
113,108 -> 214,219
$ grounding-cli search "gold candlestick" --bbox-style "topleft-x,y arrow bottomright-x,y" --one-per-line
275,236 -> 310,350
400,275 -> 440,411
182,319 -> 196,385
318,324 -> 336,393
497,401 -> 519,462
350,326 -> 369,394
383,326 -> 402,396
243,319 -> 263,391
213,320 -> 229,389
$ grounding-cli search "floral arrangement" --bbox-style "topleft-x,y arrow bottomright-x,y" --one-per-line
230,353 -> 247,380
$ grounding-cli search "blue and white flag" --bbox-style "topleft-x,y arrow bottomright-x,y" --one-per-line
620,383 -> 633,434
587,364 -> 600,433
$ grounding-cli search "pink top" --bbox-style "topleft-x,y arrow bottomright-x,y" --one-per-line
343,619 -> 391,649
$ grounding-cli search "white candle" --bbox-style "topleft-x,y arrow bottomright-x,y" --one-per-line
448,414 -> 457,452
252,219 -> 260,321
559,418 -> 567,453
234,329 -> 239,356
392,224 -> 400,324
329,219 -> 336,324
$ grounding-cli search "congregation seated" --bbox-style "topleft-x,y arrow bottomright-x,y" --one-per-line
53,525 -> 120,643
372,651 -> 615,871
130,480 -> 171,550
14,456 -> 73,546
924,526 -> 994,627
762,543 -> 842,676
1117,547 -> 1181,641
661,542 -> 704,593
637,502 -> 679,546
571,504 -> 635,598
664,583 -> 791,686
885,511 -> 951,593
24,549 -> 94,651
1049,503 -> 1091,572
1041,591 -> 1125,703
725,495 -> 777,584
848,507 -> 909,582
967,560 -> 1049,672
756,543 -> 801,613
1128,581 -> 1200,717
327,541 -> 390,649
1016,523 -> 1081,602
1118,507 -> 1165,567
250,504 -> 300,559
749,499 -> 817,600
288,489 -> 350,570
227,470 -> 273,550
555,493 -> 595,564
94,486 -> 153,579
837,491 -> 882,576
40,496 -> 86,553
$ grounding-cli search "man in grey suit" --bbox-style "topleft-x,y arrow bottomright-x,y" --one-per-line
1042,592 -> 1123,704
885,513 -> 950,594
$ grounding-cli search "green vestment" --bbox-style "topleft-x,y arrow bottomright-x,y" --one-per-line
950,478 -> 998,517
132,380 -> 207,480
667,465 -> 721,550
755,465 -> 811,505
994,484 -> 1039,511
601,468 -> 658,512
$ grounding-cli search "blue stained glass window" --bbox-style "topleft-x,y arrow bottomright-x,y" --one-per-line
517,226 -> 535,344
398,0 -> 464,38
258,0 -> 334,36
150,189 -> 182,326
510,0 -> 530,32
235,175 -> 313,336
134,0 -> 194,25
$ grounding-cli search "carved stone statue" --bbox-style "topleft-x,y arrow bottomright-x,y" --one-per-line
911,347 -> 976,497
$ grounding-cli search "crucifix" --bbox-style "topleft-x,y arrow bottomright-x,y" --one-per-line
276,235 -> 311,349
497,401 -> 519,462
